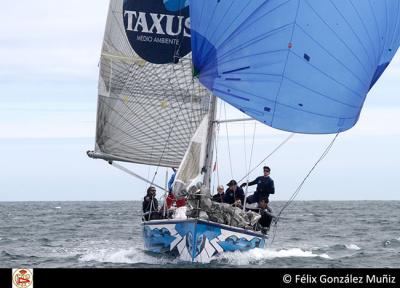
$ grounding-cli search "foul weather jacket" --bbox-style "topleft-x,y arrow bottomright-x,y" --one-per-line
223,187 -> 245,205
247,176 -> 275,201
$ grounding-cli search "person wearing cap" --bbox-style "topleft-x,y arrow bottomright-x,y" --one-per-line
224,180 -> 245,206
241,166 -> 275,204
142,186 -> 160,221
212,185 -> 225,203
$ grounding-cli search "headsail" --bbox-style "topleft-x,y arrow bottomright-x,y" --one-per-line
92,0 -> 212,168
173,115 -> 209,198
190,0 -> 400,134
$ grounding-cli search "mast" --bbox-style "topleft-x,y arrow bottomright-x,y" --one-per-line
203,95 -> 218,190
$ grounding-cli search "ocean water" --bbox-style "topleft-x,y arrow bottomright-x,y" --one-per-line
1,201 -> 399,268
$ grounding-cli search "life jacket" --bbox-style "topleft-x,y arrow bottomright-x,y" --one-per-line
165,193 -> 186,208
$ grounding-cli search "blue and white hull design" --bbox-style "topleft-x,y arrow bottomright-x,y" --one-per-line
143,219 -> 267,263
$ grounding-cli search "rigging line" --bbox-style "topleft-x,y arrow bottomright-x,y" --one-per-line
278,132 -> 340,216
216,100 -> 223,188
242,121 -> 248,205
210,128 -> 217,195
238,133 -> 295,183
243,121 -> 248,187
212,99 -> 223,190
270,132 -> 341,245
243,122 -> 257,210
270,217 -> 279,245
248,122 -> 257,175
213,123 -> 221,190
216,124 -> 220,185
172,2 -> 186,62
111,162 -> 168,193
162,168 -> 169,218
147,163 -> 152,184
224,103 -> 234,179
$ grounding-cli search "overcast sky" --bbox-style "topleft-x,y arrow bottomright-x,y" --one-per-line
1,1 -> 400,201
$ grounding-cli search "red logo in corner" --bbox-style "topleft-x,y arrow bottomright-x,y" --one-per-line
12,269 -> 33,288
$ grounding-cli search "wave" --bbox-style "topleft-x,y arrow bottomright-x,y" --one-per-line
345,244 -> 361,250
312,243 -> 362,254
215,248 -> 331,265
219,243 -> 362,265
74,238 -> 333,266
77,247 -> 331,266
0,237 -> 10,243
37,237 -> 62,248
0,250 -> 15,258
38,237 -> 51,243
78,247 -> 178,265
0,250 -> 39,260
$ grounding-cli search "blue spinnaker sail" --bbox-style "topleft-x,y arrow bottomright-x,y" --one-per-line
190,0 -> 400,134
163,0 -> 189,11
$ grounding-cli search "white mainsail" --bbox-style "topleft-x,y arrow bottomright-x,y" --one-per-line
92,0 -> 212,168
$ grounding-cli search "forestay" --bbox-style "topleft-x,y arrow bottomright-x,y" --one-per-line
93,0 -> 212,168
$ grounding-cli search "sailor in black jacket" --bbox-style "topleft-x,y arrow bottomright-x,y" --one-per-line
241,166 -> 275,204
142,186 -> 159,220
212,185 -> 225,203
256,197 -> 276,234
224,180 -> 245,205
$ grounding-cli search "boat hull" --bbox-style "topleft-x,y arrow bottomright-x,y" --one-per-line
142,219 -> 267,263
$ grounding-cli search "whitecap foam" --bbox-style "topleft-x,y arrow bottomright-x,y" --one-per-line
217,248 -> 331,265
79,247 -> 137,263
345,244 -> 361,250
54,207 -> 61,209
79,247 -> 177,265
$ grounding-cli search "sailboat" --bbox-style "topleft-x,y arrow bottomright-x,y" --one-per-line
88,0 -> 400,263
